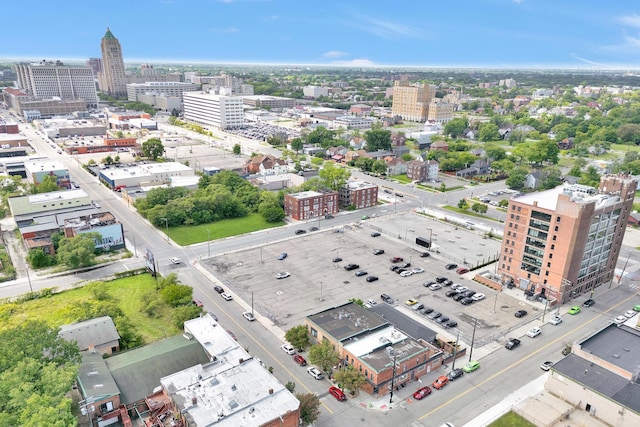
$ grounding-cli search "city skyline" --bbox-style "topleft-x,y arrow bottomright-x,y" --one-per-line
3,1 -> 640,69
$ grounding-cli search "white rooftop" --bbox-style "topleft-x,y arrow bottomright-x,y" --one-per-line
343,325 -> 407,357
100,162 -> 193,180
345,180 -> 377,190
28,189 -> 89,203
515,183 -> 621,211
24,159 -> 67,172
290,190 -> 323,199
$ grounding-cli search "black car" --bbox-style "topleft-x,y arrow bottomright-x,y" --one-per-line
325,214 -> 334,219
436,276 -> 448,283
445,263 -> 458,270
443,279 -> 454,287
445,320 -> 458,328
213,285 -> 225,294
344,263 -> 360,271
395,268 -> 408,274
428,311 -> 442,320
460,297 -> 474,305
381,293 -> 393,304
514,310 -> 528,318
421,307 -> 434,315
420,252 -> 430,258
355,270 -> 368,277
373,249 -> 385,255
332,257 -> 343,263
447,368 -> 464,381
371,232 -> 381,237
505,338 -> 521,350
436,316 -> 450,324
453,293 -> 466,301
463,290 -> 476,298
366,275 -> 379,282
394,192 -> 404,197
309,227 -> 319,232
399,262 -> 411,268
390,265 -> 400,272
583,299 -> 595,307
295,229 -> 307,235
446,290 -> 459,297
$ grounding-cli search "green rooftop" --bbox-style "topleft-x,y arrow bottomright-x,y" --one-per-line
103,27 -> 116,39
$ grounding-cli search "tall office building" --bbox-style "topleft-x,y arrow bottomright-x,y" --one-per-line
183,92 -> 244,129
497,174 -> 636,304
98,28 -> 127,97
391,81 -> 436,122
14,61 -> 98,107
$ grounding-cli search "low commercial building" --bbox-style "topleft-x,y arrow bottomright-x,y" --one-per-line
126,81 -> 197,102
63,211 -> 125,251
98,162 -> 194,190
339,180 -> 378,209
306,302 -> 444,396
334,115 -> 375,130
8,189 -> 92,217
59,316 -> 120,355
241,95 -> 296,109
23,159 -> 70,188
284,190 -> 339,220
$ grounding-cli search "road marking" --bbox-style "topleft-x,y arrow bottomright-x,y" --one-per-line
418,292 -> 639,422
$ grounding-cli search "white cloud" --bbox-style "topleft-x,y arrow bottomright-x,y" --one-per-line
513,0 -> 523,4
209,27 -> 240,33
569,53 -> 607,67
323,50 -> 349,59
331,58 -> 377,67
599,35 -> 640,54
348,13 -> 424,40
617,13 -> 640,28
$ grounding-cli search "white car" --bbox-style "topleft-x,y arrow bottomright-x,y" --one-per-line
549,315 -> 563,325
400,270 -> 413,277
429,283 -> 442,291
242,312 -> 256,321
614,315 -> 628,325
307,367 -> 324,380
624,310 -> 637,318
281,344 -> 296,355
171,257 -> 181,264
221,292 -> 233,301
527,327 -> 542,338
276,272 -> 290,279
457,286 -> 469,293
367,299 -> 377,306
471,293 -> 485,301
412,267 -> 425,274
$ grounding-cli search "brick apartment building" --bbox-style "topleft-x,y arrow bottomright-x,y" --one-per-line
284,190 -> 338,220
339,180 -> 378,208
497,174 -> 636,304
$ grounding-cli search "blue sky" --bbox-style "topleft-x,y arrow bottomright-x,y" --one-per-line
3,0 -> 640,68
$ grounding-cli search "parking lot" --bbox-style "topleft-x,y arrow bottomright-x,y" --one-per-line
203,212 -> 543,348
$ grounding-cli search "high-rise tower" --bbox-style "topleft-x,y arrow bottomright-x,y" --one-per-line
98,27 -> 127,97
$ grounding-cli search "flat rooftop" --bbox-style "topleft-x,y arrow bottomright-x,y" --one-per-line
579,323 -> 640,374
289,190 -> 324,199
100,161 -> 194,180
359,336 -> 431,373
514,183 -> 622,211
28,189 -> 89,203
307,302 -> 389,342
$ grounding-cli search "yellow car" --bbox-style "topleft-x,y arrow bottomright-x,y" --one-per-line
405,298 -> 418,306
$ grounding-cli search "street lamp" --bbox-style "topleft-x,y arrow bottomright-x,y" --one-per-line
160,217 -> 169,242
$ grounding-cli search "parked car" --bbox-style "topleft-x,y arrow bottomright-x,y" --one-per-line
412,303 -> 425,311
213,285 -> 225,294
373,249 -> 385,255
278,252 -> 288,260
445,320 -> 458,328
242,311 -> 256,321
540,361 -> 554,371
412,267 -> 425,274
462,360 -> 480,373
447,368 -> 464,381
614,315 -> 627,325
568,306 -> 581,315
421,307 -> 434,315
429,283 -> 442,291
526,327 -> 541,338
549,315 -> 563,325
354,270 -> 367,277
221,292 -> 233,301
445,263 -> 458,270
400,270 -> 413,277
344,263 -> 360,271
307,367 -> 324,380
436,276 -> 448,283
309,227 -> 319,232
366,275 -> 379,282
276,272 -> 290,279
453,293 -> 466,301
371,232 -> 381,237
583,299 -> 595,307
445,290 -> 459,297
332,257 -> 343,262
293,355 -> 307,366
420,252 -> 430,258
505,338 -> 521,350
171,257 -> 181,264
428,311 -> 442,320
390,256 -> 404,263
624,310 -> 637,318
295,229 -> 307,235
226,330 -> 237,340
460,297 -> 474,305
436,316 -> 450,324
413,386 -> 432,400
192,299 -> 203,308
381,294 -> 394,304
405,298 -> 418,306
456,267 -> 469,274
514,310 -> 528,318
432,375 -> 449,390
328,386 -> 346,401
472,293 -> 485,301
281,344 -> 296,355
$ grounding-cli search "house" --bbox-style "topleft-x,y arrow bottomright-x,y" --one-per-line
348,137 -> 365,150
430,140 -> 449,152
627,212 -> 640,226
326,145 -> 348,162
463,129 -> 476,140
470,148 -> 486,157
386,158 -> 407,175
525,170 -> 546,190
245,154 -> 287,174
558,138 -> 574,150
59,316 -> 120,355
364,149 -> 395,160
259,157 -> 287,176
391,133 -> 407,147
345,149 -> 366,163
407,160 -> 439,182
456,159 -> 491,178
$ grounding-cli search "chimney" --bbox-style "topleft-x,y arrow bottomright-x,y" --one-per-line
268,388 -> 274,395
192,396 -> 198,405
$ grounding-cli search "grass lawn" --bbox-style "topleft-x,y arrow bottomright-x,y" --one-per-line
489,411 -> 536,427
442,205 -> 503,222
390,174 -> 411,183
167,213 -> 285,246
611,143 -> 640,152
0,274 -> 181,343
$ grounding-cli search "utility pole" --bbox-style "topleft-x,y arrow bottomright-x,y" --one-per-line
468,319 -> 477,362
389,349 -> 398,404
451,330 -> 460,370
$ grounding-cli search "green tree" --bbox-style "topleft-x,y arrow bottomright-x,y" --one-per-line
56,233 -> 100,269
31,174 -> 60,194
364,128 -> 392,152
457,199 -> 469,210
319,162 -> 351,191
479,123 -> 500,142
296,393 -> 321,425
540,166 -> 563,190
232,143 -> 241,155
372,159 -> 388,174
160,284 -> 193,307
285,381 -> 296,393
308,340 -> 340,373
27,248 -> 56,268
285,325 -> 311,351
471,202 -> 488,214
259,203 -> 285,222
333,365 -> 366,395
485,145 -> 506,161
505,166 -> 529,190
443,117 -> 468,138
498,199 -> 510,208
142,138 -> 164,160
401,153 -> 413,162
579,166 -> 601,187
617,123 -> 640,145
102,155 -> 114,165
290,137 -> 304,153
307,127 -> 336,148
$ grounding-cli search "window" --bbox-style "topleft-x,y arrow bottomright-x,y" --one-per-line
549,254 -> 553,259
553,235 -> 557,241
554,226 -> 559,232
511,214 -> 515,219
551,244 -> 555,250
547,262 -> 551,267
545,272 -> 549,277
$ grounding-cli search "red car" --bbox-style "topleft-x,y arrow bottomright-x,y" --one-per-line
412,386 -> 432,400
192,299 -> 203,307
456,267 -> 470,275
390,257 -> 404,263
328,386 -> 346,401
293,355 -> 307,366
432,375 -> 449,390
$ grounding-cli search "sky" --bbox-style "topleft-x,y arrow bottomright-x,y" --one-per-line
3,0 -> 640,68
